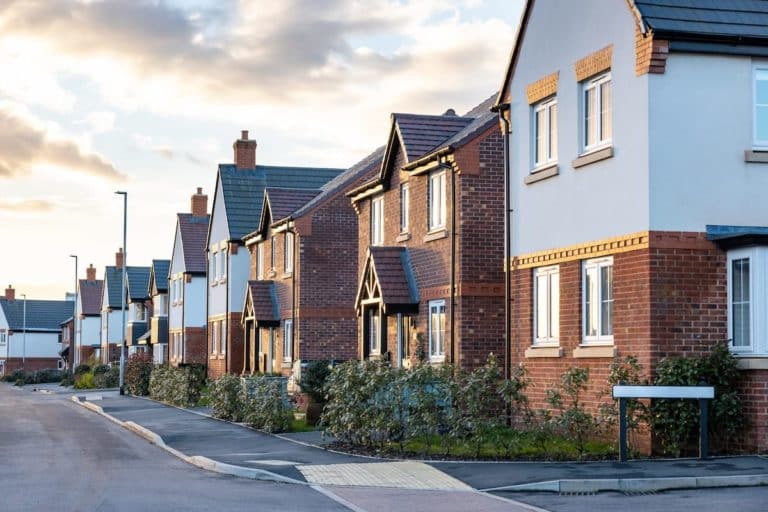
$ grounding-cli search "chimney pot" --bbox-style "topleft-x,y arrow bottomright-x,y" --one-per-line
4,285 -> 14,301
116,248 -> 124,269
86,264 -> 96,282
233,130 -> 257,170
191,187 -> 208,217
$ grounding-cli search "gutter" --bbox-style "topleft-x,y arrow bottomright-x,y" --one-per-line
495,103 -> 513,381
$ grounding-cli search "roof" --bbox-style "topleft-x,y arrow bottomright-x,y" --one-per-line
707,224 -> 768,249
150,259 -> 170,294
104,266 -> 123,308
178,213 -> 210,273
0,298 -> 74,332
216,163 -> 345,241
265,187 -> 322,223
79,279 -> 103,316
394,113 -> 473,162
244,280 -> 280,324
354,247 -> 419,313
125,267 -> 151,302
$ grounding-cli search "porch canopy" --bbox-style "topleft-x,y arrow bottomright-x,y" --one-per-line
355,246 -> 419,314
243,280 -> 280,326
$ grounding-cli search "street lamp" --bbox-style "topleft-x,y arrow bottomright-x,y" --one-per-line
69,254 -> 78,370
115,191 -> 127,395
21,293 -> 26,371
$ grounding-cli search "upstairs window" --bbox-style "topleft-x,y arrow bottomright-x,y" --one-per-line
428,170 -> 447,231
533,97 -> 558,168
583,73 -> 612,151
257,243 -> 265,279
583,257 -> 613,343
135,303 -> 146,322
754,67 -> 768,149
400,183 -> 409,233
210,251 -> 217,284
0,331 -> 6,346
271,236 -> 277,273
284,232 -> 294,273
371,196 -> 384,246
220,247 -> 227,280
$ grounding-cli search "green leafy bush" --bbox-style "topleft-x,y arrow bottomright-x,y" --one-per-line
3,369 -> 63,384
74,372 -> 95,389
93,366 -> 119,389
74,364 -> 91,376
545,367 -> 596,456
242,377 -> 291,433
124,353 -> 153,396
209,373 -> 246,421
150,364 -> 207,407
299,360 -> 332,403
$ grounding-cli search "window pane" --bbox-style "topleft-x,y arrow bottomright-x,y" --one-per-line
536,274 -> 548,339
733,304 -> 750,347
549,103 -> 557,160
757,106 -> 768,142
550,271 -> 559,338
600,80 -> 612,142
585,87 -> 597,147
585,266 -> 597,336
601,265 -> 614,336
535,108 -> 546,164
757,75 -> 768,104
439,303 -> 446,355
732,258 -> 750,347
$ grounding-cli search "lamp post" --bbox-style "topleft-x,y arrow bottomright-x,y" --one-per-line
21,293 -> 26,371
115,191 -> 127,395
69,254 -> 78,370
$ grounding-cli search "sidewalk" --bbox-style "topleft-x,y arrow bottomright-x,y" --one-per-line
76,393 -> 768,494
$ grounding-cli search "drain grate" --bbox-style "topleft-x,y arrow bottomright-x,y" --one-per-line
559,491 -> 596,496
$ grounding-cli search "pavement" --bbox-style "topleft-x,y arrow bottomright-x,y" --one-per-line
72,391 -> 768,496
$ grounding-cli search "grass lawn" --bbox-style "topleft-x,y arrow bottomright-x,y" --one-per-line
290,416 -> 318,433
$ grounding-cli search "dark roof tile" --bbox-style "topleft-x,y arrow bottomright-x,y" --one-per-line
0,298 -> 74,331
635,0 -> 768,40
246,280 -> 280,323
150,259 -> 170,294
178,213 -> 210,273
78,279 -> 103,316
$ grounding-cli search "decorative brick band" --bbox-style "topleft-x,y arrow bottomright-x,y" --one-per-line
635,27 -> 668,75
419,282 -> 505,301
512,231 -> 650,269
575,45 -> 613,81
526,71 -> 559,104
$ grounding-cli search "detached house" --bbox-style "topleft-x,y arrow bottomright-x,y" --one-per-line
206,131 -> 344,379
0,285 -> 73,373
75,264 -> 103,365
124,266 -> 152,357
497,0 -> 768,451
100,250 -> 127,363
241,149 -> 383,378
144,259 -> 170,363
349,96 -> 505,369
169,188 -> 210,366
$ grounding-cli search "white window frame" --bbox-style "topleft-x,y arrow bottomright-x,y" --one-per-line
211,321 -> 218,354
135,303 -> 145,322
271,236 -> 277,273
582,72 -> 612,152
428,170 -> 447,231
221,319 -> 227,355
211,251 -> 218,285
532,97 -> 558,169
428,299 -> 446,361
0,330 -> 6,346
371,196 -> 384,246
284,232 -> 294,273
400,183 -> 409,233
257,243 -> 265,279
727,247 -> 768,355
754,66 -> 768,149
220,245 -> 227,281
177,278 -> 183,304
283,319 -> 293,362
533,265 -> 560,344
582,256 -> 614,344
368,308 -> 380,355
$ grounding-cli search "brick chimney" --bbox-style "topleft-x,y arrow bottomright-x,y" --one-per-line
86,264 -> 96,282
115,248 -> 124,269
191,187 -> 208,217
233,130 -> 257,170
4,285 -> 14,301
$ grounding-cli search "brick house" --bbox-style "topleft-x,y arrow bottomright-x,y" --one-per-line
124,266 -> 152,357
0,285 -> 73,373
496,0 -> 768,451
205,131 -> 344,379
144,259 -> 170,364
60,316 -> 74,370
168,188 -> 209,367
241,149 -> 382,379
100,250 -> 127,363
349,96 -> 505,369
75,264 -> 103,364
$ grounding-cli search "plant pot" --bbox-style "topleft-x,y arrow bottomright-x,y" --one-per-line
306,401 -> 326,426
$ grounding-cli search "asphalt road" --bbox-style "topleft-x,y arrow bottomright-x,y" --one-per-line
0,385 -> 348,512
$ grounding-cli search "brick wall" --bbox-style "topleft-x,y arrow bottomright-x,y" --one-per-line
184,326 -> 207,364
3,357 -> 61,372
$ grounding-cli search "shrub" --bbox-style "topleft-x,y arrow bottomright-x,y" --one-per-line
242,377 -> 292,433
60,369 -> 74,387
74,364 -> 92,376
598,356 -> 648,454
209,373 -> 245,421
299,360 -> 332,403
74,372 -> 95,389
124,353 -> 153,396
150,364 -> 207,407
93,366 -> 119,389
545,367 -> 596,456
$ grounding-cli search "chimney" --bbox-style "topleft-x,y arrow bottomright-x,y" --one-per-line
4,285 -> 14,301
191,187 -> 208,217
116,248 -> 124,269
233,130 -> 257,170
86,264 -> 96,282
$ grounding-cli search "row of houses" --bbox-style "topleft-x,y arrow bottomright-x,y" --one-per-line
3,0 -> 768,451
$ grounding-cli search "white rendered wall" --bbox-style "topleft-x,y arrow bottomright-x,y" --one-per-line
208,178 -> 229,318
6,332 -> 60,358
184,277 -> 207,326
169,222 -> 185,331
81,316 -> 100,347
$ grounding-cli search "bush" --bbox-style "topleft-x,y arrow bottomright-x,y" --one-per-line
150,364 -> 207,407
242,377 -> 292,433
60,369 -> 74,387
3,369 -> 63,385
299,360 -> 332,403
93,366 -> 119,389
545,367 -> 596,456
124,353 -> 153,396
74,372 -> 95,389
209,373 -> 245,421
74,364 -> 92,376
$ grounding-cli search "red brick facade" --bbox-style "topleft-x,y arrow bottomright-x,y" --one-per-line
207,313 -> 243,380
3,357 -> 62,372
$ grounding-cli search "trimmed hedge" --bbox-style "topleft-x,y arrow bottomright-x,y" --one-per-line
149,364 -> 207,407
125,353 -> 153,396
208,374 -> 291,433
3,369 -> 63,384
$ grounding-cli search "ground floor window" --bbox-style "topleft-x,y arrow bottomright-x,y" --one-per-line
367,308 -> 381,355
727,247 -> 768,354
534,265 -> 559,344
429,300 -> 446,361
283,320 -> 293,362
583,257 -> 613,343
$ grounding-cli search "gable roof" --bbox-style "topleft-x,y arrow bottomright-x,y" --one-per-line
354,246 -> 419,313
125,266 -> 151,302
104,266 -> 124,309
265,187 -> 322,224
496,0 -> 768,107
0,298 -> 74,332
178,213 -> 209,273
79,279 -> 103,316
149,259 -> 170,294
244,280 -> 280,325
214,163 -> 345,242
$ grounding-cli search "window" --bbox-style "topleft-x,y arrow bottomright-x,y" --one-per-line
371,196 -> 384,246
211,251 -> 217,284
135,303 -> 145,322
221,320 -> 227,355
0,331 -> 6,346
367,308 -> 380,354
257,243 -> 265,279
754,67 -> 768,148
283,320 -> 293,362
534,266 -> 560,344
429,170 -> 447,231
583,73 -> 612,151
211,321 -> 218,354
583,257 -> 614,343
284,232 -> 294,273
400,183 -> 409,232
726,247 -> 768,354
156,295 -> 167,316
220,247 -> 227,280
429,300 -> 446,360
533,98 -> 558,168
176,278 -> 183,304
271,236 -> 277,273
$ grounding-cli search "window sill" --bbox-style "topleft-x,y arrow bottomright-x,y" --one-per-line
744,150 -> 768,163
736,356 -> 768,370
430,356 -> 446,364
572,146 -> 614,169
396,232 -> 411,243
219,278 -> 227,285
281,361 -> 292,369
525,345 -> 563,358
573,344 -> 617,358
524,163 -> 559,185
423,229 -> 449,243
281,272 -> 293,279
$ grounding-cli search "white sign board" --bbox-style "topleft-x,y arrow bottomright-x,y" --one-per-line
612,385 -> 714,399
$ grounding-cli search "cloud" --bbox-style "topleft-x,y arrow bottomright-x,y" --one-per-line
0,105 -> 124,180
80,111 -> 116,133
0,199 -> 56,212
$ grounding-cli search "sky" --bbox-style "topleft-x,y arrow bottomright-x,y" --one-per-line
0,0 -> 523,300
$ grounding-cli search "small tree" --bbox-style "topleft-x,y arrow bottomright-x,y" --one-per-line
546,367 -> 595,456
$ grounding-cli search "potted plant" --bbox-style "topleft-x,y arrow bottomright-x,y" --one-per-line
299,360 -> 332,426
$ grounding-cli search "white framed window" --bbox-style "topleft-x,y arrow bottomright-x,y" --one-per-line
583,257 -> 614,343
135,303 -> 145,322
582,72 -> 612,151
220,246 -> 227,280
176,278 -> 183,304
283,319 -> 293,362
400,183 -> 409,233
367,308 -> 380,355
221,319 -> 227,354
0,330 -> 6,346
428,170 -> 447,231
429,299 -> 446,361
211,251 -> 217,284
754,66 -> 768,149
284,232 -> 294,273
271,236 -> 277,273
257,243 -> 265,279
726,247 -> 768,355
533,97 -> 558,168
371,196 -> 384,246
211,321 -> 218,354
534,266 -> 560,344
